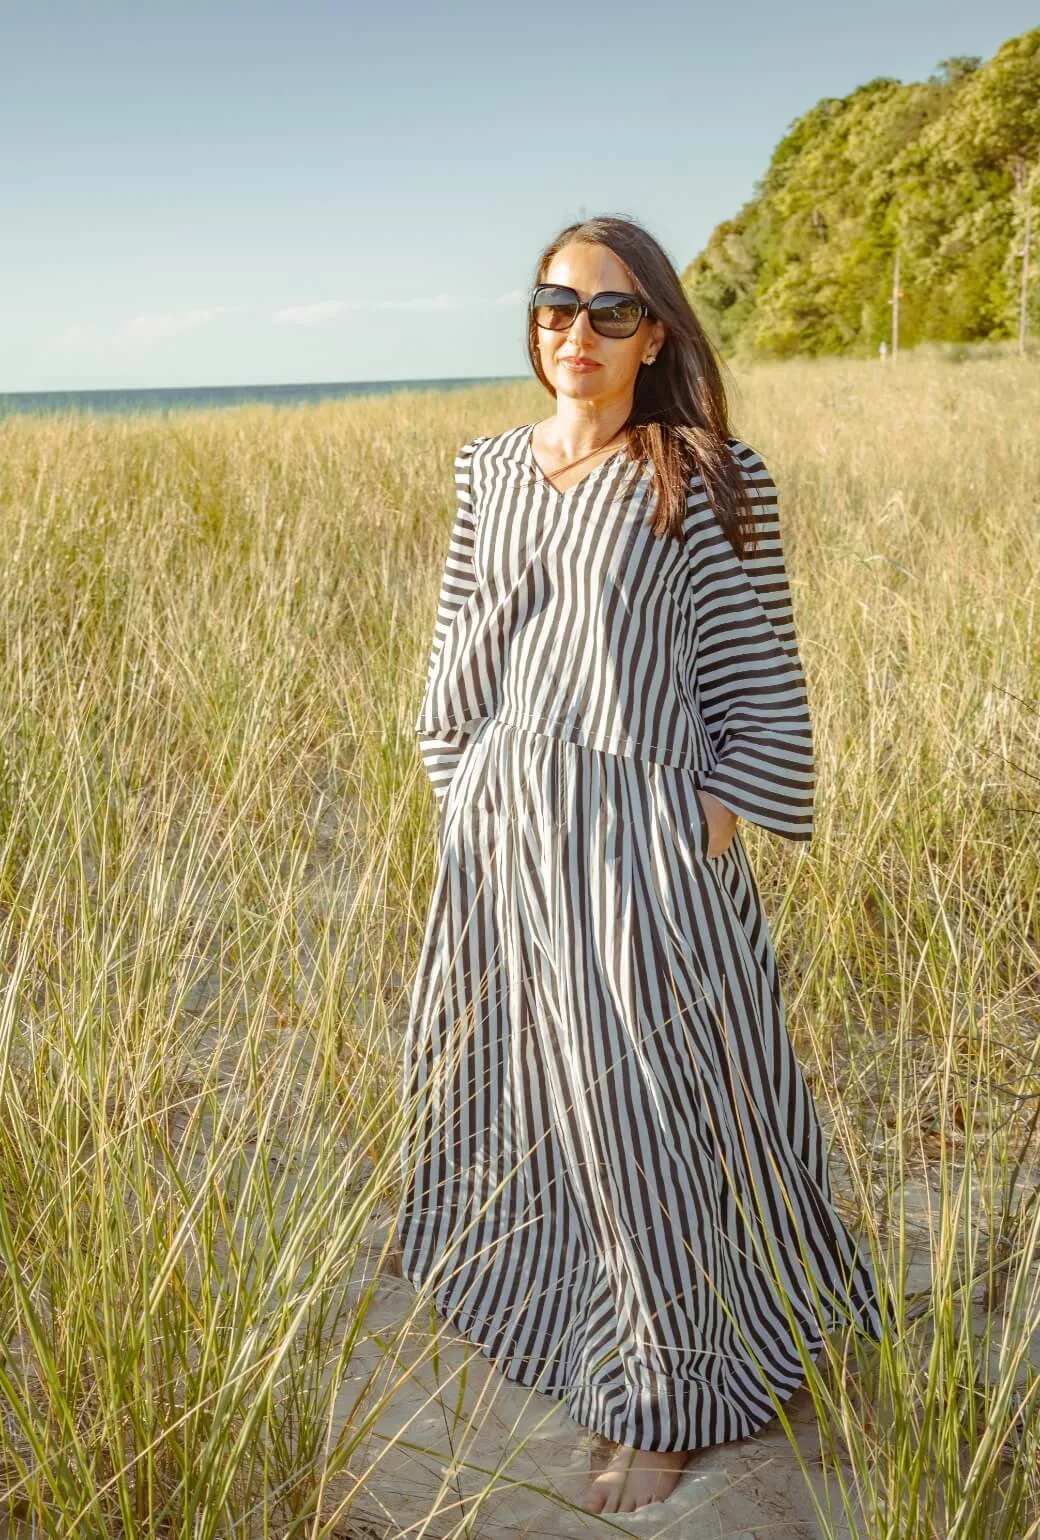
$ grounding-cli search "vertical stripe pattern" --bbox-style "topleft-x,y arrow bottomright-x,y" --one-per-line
415,425 -> 815,840
399,423 -> 894,1453
398,720 -> 893,1451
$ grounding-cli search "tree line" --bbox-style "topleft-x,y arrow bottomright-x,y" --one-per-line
684,28 -> 1040,357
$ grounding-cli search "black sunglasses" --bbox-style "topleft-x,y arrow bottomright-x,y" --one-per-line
530,283 -> 653,339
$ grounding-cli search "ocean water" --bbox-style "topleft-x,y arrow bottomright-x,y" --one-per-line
0,374 -> 521,419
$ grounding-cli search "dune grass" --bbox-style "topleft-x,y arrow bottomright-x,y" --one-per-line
0,354 -> 1037,1536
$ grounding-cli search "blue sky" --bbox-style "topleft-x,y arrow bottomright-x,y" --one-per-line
3,0 -> 1035,392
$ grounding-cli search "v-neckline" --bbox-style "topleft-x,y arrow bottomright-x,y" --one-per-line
523,422 -> 628,501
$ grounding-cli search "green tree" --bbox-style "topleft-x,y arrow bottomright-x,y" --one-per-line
683,27 -> 1040,355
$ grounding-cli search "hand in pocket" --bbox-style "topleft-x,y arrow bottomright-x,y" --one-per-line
697,788 -> 738,859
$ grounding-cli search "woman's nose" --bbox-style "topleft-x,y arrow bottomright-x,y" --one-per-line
567,309 -> 595,343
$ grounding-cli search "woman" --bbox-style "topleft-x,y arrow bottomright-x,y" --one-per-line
396,216 -> 891,1517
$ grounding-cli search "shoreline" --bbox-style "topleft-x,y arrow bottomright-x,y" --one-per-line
0,372 -> 524,421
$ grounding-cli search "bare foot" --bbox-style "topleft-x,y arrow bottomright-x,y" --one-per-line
582,1439 -> 690,1513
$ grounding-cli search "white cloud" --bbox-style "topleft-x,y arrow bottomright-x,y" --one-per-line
274,292 -> 467,325
121,307 -> 229,343
56,289 -> 515,348
273,300 -> 358,326
377,293 -> 456,311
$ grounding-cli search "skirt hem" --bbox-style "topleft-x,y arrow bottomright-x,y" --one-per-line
405,1264 -> 883,1454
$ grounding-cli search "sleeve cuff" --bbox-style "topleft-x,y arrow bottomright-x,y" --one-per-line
698,737 -> 815,842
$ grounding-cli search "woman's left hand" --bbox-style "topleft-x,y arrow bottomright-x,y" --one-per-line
697,788 -> 738,858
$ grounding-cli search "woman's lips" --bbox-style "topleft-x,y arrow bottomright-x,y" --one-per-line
561,358 -> 600,371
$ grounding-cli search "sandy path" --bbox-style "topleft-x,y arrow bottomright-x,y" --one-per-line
322,1196 -> 938,1540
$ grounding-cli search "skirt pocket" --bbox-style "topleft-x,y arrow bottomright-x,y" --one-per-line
647,761 -> 713,868
441,718 -> 499,831
692,782 -> 713,861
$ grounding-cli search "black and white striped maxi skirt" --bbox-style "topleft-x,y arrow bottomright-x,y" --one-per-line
396,718 -> 889,1452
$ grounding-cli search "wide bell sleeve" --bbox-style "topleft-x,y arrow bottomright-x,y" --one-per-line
684,445 -> 815,842
414,436 -> 486,809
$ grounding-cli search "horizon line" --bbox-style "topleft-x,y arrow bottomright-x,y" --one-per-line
0,372 -> 528,399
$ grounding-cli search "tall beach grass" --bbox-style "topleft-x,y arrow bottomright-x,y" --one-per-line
0,354 -> 1037,1536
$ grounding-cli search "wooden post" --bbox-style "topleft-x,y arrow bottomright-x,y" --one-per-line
1021,172 -> 1034,357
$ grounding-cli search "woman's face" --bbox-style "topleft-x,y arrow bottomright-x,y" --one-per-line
533,242 -> 666,409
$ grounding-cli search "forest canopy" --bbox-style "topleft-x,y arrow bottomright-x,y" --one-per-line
682,27 -> 1040,356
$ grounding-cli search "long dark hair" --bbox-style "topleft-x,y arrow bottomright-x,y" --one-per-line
526,215 -> 758,557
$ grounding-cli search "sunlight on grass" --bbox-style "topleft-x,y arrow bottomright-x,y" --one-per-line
0,355 -> 1037,1536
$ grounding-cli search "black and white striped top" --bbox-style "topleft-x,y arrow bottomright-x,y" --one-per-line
415,423 -> 815,841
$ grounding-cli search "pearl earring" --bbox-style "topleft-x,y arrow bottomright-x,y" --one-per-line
643,355 -> 656,365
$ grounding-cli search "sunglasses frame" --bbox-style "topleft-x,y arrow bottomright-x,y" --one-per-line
530,283 -> 653,339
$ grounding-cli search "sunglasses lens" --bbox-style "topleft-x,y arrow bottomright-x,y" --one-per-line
532,286 -> 578,331
589,293 -> 643,337
531,286 -> 647,338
